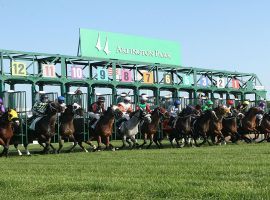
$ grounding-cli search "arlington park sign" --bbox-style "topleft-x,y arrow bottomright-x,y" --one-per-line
79,28 -> 181,65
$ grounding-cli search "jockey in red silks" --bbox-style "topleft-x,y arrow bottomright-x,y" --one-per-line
116,96 -> 133,128
88,96 -> 106,129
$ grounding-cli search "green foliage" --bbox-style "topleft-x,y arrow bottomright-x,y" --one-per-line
0,142 -> 270,200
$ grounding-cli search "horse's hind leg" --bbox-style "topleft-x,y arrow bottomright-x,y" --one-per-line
105,136 -> 115,151
147,134 -> 154,149
57,136 -> 64,153
14,143 -> 22,156
0,138 -> 10,157
23,143 -> 31,156
120,135 -> 127,149
153,135 -> 160,149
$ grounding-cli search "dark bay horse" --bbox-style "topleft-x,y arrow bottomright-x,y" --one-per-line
256,113 -> 270,143
169,106 -> 199,148
222,109 -> 240,143
86,105 -> 120,151
57,104 -> 85,153
140,107 -> 167,149
25,101 -> 64,154
192,110 -> 213,146
0,109 -> 20,157
238,107 -> 264,143
208,105 -> 230,145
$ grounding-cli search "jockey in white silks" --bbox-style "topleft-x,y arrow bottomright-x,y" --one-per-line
117,96 -> 133,129
257,101 -> 266,126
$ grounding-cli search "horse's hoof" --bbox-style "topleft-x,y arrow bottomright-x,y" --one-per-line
111,148 -> 116,151
115,147 -> 120,150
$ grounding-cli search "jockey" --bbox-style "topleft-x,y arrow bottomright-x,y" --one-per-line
136,95 -> 151,123
57,96 -> 66,110
226,99 -> 234,116
257,101 -> 266,126
32,94 -> 49,117
116,96 -> 133,128
136,95 -> 151,113
0,97 -> 5,116
168,99 -> 181,127
202,100 -> 213,112
239,100 -> 249,114
89,96 -> 106,128
29,94 -> 49,130
117,92 -> 127,104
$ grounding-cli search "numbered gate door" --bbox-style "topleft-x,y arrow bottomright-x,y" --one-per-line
3,91 -> 28,145
66,93 -> 89,141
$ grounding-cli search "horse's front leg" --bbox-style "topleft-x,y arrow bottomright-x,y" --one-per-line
120,135 -> 127,149
105,136 -> 114,151
146,134 -> 154,149
68,135 -> 78,152
140,134 -> 147,148
57,135 -> 64,153
0,138 -> 10,157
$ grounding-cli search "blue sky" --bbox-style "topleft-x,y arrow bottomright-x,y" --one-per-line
0,0 -> 270,99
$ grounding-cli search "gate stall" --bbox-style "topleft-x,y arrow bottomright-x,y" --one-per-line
3,91 -> 28,144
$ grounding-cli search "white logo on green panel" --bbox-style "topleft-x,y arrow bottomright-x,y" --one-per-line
95,33 -> 110,55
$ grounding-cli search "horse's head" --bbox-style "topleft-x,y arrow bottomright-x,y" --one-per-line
247,107 -> 264,116
152,107 -> 168,118
133,108 -> 147,119
215,105 -> 230,117
46,101 -> 64,115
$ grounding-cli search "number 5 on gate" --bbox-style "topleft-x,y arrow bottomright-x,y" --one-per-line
143,72 -> 154,84
11,62 -> 27,76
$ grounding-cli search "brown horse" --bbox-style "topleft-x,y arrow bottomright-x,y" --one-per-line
192,109 -> 213,146
208,105 -> 230,145
140,107 -> 167,149
222,109 -> 240,143
57,104 -> 85,153
256,113 -> 270,143
0,109 -> 20,157
25,101 -> 64,154
86,105 -> 120,151
238,107 -> 264,143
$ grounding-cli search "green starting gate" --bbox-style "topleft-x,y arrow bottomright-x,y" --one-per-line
3,91 -> 28,144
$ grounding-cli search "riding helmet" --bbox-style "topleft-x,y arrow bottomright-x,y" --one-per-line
206,100 -> 213,105
98,96 -> 105,102
174,99 -> 181,106
242,101 -> 249,105
227,99 -> 234,105
40,94 -> 49,100
58,96 -> 65,102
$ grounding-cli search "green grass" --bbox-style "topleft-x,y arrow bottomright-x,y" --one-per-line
0,141 -> 270,200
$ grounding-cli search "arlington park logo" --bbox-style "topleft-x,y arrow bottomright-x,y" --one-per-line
95,33 -> 110,55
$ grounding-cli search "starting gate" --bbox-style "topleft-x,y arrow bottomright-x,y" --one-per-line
3,91 -> 28,144
66,93 -> 89,141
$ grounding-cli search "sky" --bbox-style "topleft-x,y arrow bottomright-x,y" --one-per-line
0,0 -> 270,101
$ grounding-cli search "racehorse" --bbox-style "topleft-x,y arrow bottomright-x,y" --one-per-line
25,101 -> 64,154
208,105 -> 229,145
57,104 -> 85,153
169,106 -> 199,148
119,109 -> 146,149
238,107 -> 264,143
140,107 -> 167,149
192,109 -> 213,146
0,109 -> 20,157
256,112 -> 270,143
222,109 -> 240,143
86,105 -> 120,151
